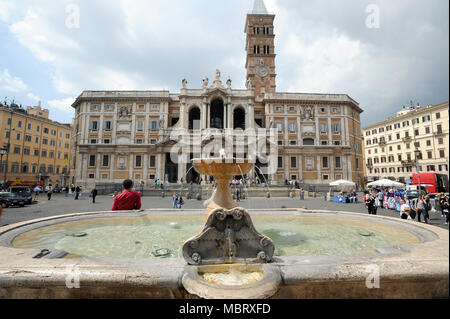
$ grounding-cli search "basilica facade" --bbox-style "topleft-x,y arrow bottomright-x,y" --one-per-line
71,0 -> 364,189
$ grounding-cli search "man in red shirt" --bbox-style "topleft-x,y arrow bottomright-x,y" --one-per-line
112,179 -> 142,211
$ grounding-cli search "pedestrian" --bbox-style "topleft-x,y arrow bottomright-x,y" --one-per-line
400,199 -> 412,220
47,188 -> 53,201
64,186 -> 69,197
176,194 -> 184,209
365,193 -> 376,215
91,187 -> 98,204
441,196 -> 449,225
112,179 -> 142,211
438,193 -> 446,217
236,188 -> 241,202
75,186 -> 80,200
415,194 -> 428,223
377,189 -> 384,209
33,185 -> 40,201
172,192 -> 178,209
300,188 -> 305,200
71,184 -> 75,197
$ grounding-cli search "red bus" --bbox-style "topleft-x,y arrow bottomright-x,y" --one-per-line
412,173 -> 449,193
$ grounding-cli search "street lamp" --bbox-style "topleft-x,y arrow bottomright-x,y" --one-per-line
414,148 -> 422,193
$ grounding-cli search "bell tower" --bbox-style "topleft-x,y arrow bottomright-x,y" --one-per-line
245,0 -> 276,96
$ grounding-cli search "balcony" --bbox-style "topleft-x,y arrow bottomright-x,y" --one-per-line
401,159 -> 415,166
402,136 -> 412,143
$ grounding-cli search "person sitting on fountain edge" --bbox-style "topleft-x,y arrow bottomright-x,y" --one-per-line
112,179 -> 142,211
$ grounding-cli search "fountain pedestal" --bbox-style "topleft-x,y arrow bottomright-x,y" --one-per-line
192,158 -> 253,217
182,158 -> 280,299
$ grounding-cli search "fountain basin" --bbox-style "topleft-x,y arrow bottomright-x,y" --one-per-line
183,264 -> 281,299
0,209 -> 448,299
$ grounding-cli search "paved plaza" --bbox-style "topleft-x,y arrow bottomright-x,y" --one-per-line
1,193 -> 448,230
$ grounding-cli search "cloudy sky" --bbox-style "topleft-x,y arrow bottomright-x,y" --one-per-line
0,0 -> 448,127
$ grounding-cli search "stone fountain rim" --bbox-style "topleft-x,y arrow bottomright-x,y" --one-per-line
0,210 -> 447,299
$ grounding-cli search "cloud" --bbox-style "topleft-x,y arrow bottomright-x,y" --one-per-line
0,69 -> 28,92
47,97 -> 76,114
0,0 -> 14,22
2,0 -> 449,126
27,92 -> 40,102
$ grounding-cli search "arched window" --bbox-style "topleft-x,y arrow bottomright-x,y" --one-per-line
233,108 -> 246,130
303,138 -> 315,146
210,99 -> 224,129
188,107 -> 201,130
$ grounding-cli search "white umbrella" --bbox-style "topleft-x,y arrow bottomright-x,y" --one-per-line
367,179 -> 405,188
329,180 -> 356,187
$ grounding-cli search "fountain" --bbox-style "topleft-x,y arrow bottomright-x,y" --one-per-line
181,154 -> 282,298
0,150 -> 447,299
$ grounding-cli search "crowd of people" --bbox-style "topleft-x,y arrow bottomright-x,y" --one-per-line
364,189 -> 449,225
333,191 -> 358,204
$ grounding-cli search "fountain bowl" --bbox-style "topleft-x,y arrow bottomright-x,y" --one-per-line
182,263 -> 281,299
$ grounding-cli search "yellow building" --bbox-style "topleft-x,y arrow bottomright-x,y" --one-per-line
0,105 -> 73,189
363,101 -> 449,183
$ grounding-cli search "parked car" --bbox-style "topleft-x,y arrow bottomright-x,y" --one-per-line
406,189 -> 428,200
0,198 -> 8,208
8,186 -> 33,204
0,192 -> 26,207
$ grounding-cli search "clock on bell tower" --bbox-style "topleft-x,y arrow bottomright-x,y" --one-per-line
245,0 -> 277,96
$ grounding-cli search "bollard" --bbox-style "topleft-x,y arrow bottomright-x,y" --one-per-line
196,193 -> 202,201
266,192 -> 271,198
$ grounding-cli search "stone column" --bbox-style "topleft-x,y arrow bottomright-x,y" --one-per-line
201,103 -> 206,130
156,153 -> 163,181
82,153 -> 88,184
110,154 -> 115,182
129,153 -> 134,179
143,154 -> 148,184
76,152 -> 83,182
180,102 -> 186,128
96,153 -> 101,181
317,155 -> 321,182
343,155 -> 348,180
346,117 -> 350,147
315,108 -> 320,146
112,103 -> 118,144
80,103 -> 86,145
285,155 -> 289,180
99,103 -> 104,142
284,117 -> 289,146
299,155 -> 303,181
328,118 -> 332,145
131,103 -> 136,144
330,156 -> 334,180
347,156 -> 353,180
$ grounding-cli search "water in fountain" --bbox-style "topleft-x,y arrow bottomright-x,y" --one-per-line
237,164 -> 249,199
254,165 -> 272,196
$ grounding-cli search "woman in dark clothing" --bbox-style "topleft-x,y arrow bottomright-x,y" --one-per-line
415,194 -> 428,223
441,196 -> 449,225
366,193 -> 377,215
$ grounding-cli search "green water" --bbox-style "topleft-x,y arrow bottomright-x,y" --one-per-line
13,215 -> 419,259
